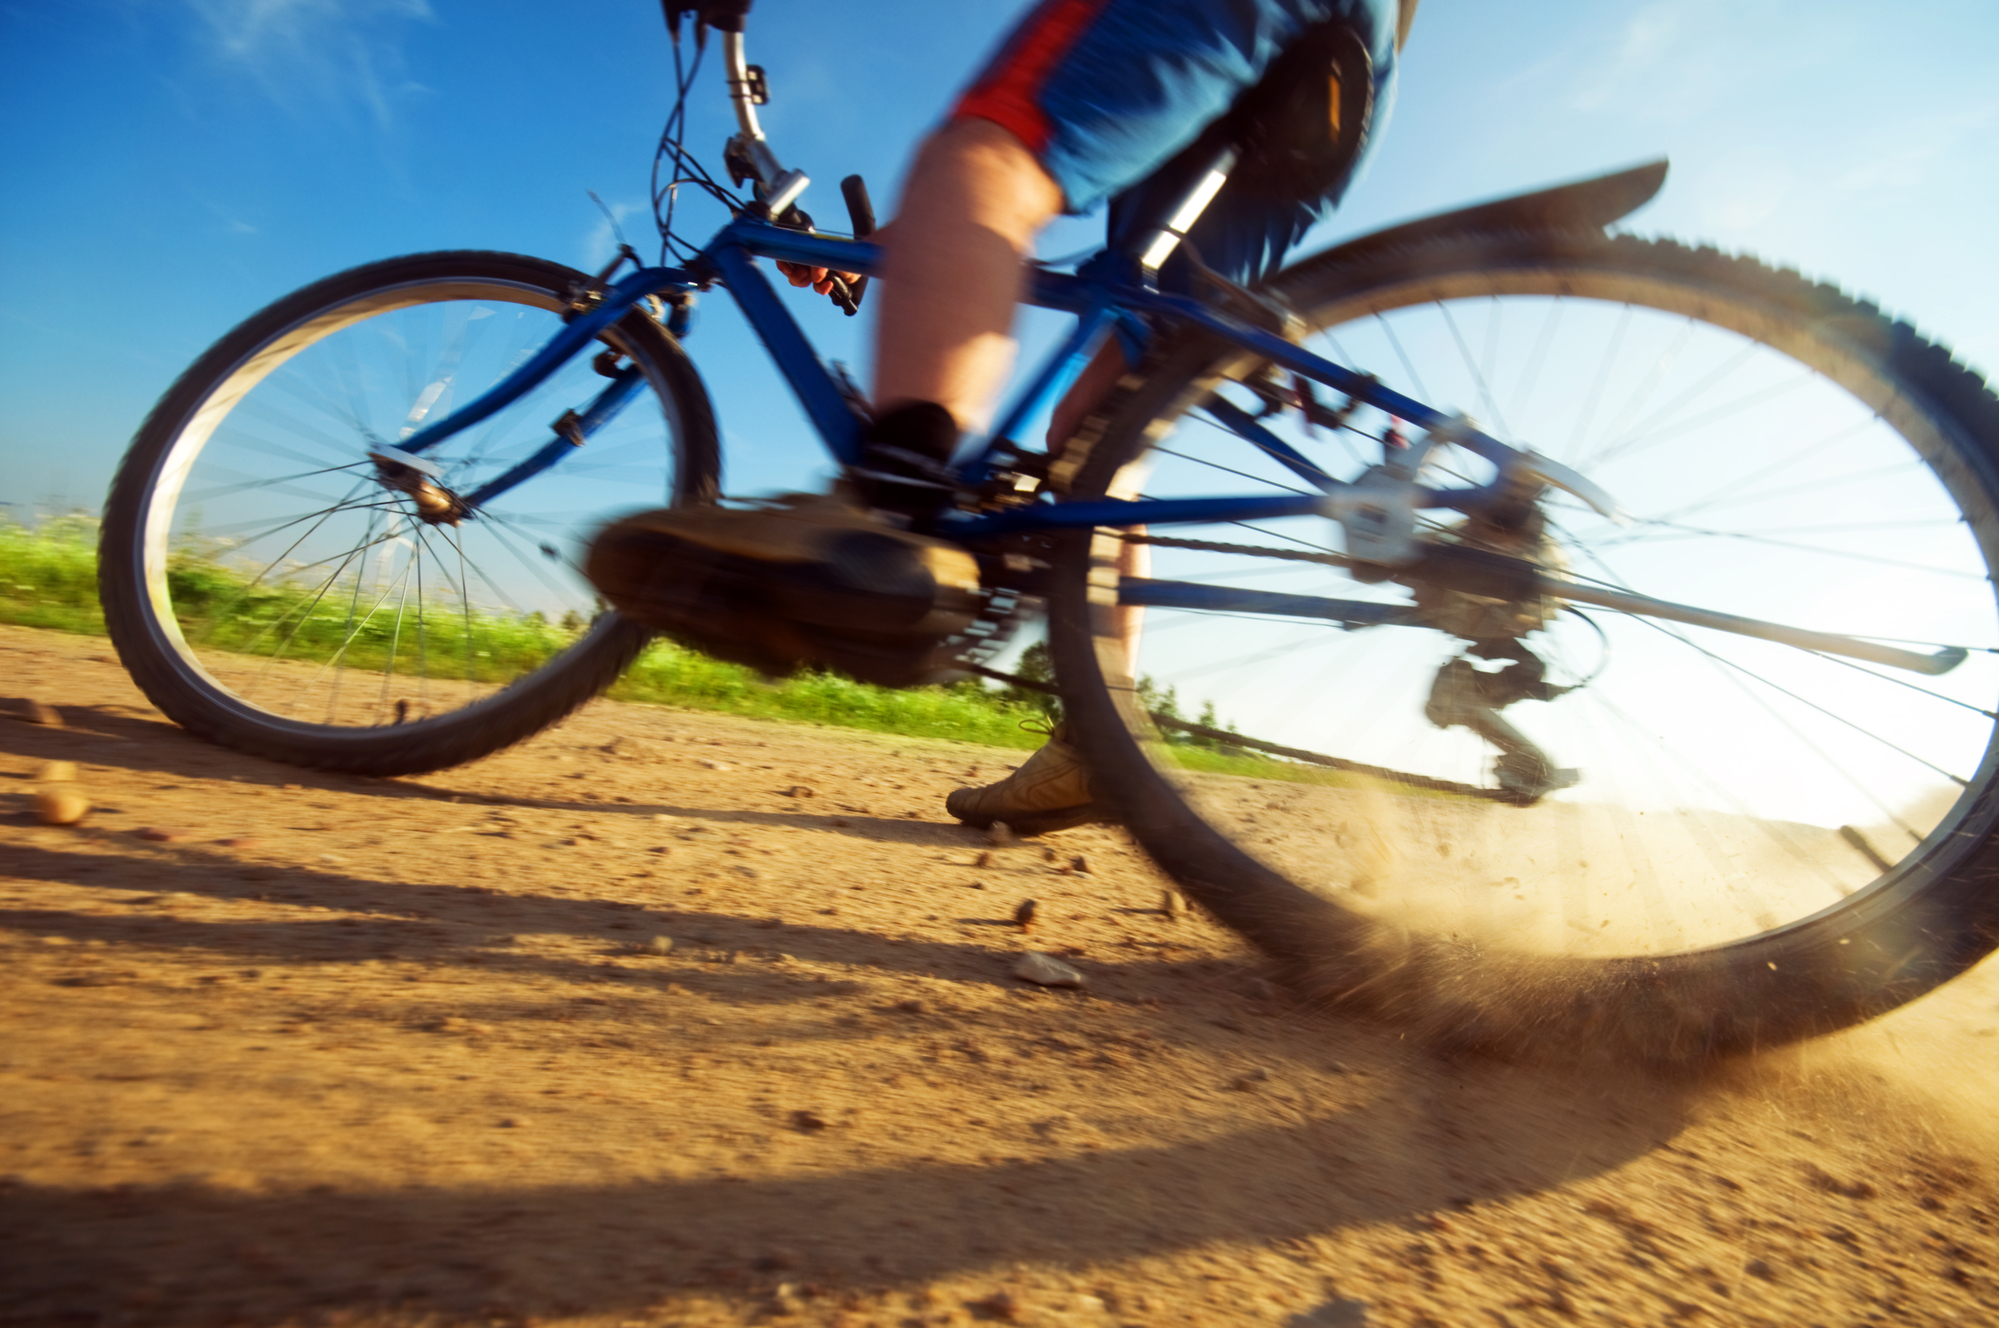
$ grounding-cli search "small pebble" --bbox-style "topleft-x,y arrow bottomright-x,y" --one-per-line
891,999 -> 927,1014
135,826 -> 188,843
784,785 -> 814,798
1231,1067 -> 1273,1091
985,821 -> 1015,847
15,699 -> 62,726
973,850 -> 993,868
34,788 -> 89,826
1162,889 -> 1187,921
498,1117 -> 525,1129
1013,898 -> 1038,931
36,760 -> 78,783
974,1290 -> 1022,1322
1069,854 -> 1090,874
643,936 -> 675,955
829,817 -> 851,828
216,837 -> 260,850
969,880 -> 987,891
1013,951 -> 1084,988
1041,845 -> 1058,862
699,759 -> 730,771
791,1109 -> 830,1132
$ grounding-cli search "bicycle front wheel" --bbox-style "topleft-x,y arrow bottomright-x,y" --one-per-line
1049,232 -> 1999,1057
100,251 -> 720,776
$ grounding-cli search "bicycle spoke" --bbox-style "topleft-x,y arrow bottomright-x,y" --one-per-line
1512,296 -> 1564,427
1563,303 -> 1630,456
1577,316 -> 1695,472
1438,300 -> 1509,437
180,461 -> 373,506
1374,313 -> 1430,403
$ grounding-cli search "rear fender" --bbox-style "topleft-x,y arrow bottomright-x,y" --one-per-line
1277,158 -> 1669,278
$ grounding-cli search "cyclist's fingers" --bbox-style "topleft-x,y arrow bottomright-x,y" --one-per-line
776,261 -> 826,288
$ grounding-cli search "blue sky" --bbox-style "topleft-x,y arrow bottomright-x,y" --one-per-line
3,0 -> 1996,512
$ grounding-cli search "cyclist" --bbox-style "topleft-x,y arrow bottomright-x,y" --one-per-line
595,0 -> 1417,833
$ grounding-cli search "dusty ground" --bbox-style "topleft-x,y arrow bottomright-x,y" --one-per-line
3,620 -> 1998,1327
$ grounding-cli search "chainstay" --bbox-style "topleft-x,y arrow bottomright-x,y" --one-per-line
966,664 -> 1509,802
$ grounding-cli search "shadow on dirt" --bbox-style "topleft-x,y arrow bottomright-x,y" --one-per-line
3,703 -> 986,849
1,690 -> 1717,1325
0,1048 -> 1697,1325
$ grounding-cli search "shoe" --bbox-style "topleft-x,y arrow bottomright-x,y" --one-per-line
586,493 -> 981,688
854,400 -> 960,519
945,723 -> 1110,835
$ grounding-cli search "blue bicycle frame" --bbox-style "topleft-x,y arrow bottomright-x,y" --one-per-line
394,214 -> 1525,545
360,9 -> 1974,684
379,202 -> 1979,681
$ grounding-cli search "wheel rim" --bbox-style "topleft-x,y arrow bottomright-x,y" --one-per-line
1089,250 -> 1999,961
131,271 -> 691,735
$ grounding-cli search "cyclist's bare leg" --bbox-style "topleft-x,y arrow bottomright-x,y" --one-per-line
872,118 -> 1065,434
942,337 -> 1145,834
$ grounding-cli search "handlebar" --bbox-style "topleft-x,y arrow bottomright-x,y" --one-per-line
666,1 -> 873,315
662,1 -> 749,38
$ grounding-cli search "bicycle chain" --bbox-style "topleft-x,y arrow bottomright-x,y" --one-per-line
965,669 -> 1510,804
1119,531 -> 1353,569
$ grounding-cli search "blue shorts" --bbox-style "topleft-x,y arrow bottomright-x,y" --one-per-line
955,0 -> 1405,283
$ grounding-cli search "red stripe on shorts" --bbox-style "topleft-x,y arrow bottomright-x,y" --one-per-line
953,0 -> 1112,153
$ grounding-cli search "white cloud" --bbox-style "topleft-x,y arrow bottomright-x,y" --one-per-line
186,0 -> 437,130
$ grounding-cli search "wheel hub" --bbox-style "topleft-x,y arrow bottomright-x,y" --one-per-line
367,446 -> 466,525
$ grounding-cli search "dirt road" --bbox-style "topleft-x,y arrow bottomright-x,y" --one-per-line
3,622 -> 1997,1326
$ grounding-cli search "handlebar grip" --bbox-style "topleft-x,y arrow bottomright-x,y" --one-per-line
838,174 -> 874,314
841,174 -> 876,236
827,274 -> 860,317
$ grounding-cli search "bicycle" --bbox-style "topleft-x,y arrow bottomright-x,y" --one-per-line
98,8 -> 1999,1060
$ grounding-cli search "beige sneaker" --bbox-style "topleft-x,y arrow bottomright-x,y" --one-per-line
945,724 -> 1109,835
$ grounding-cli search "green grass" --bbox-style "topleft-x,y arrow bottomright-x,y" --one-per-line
0,516 -> 1363,777
0,516 -> 105,635
0,516 -> 1059,752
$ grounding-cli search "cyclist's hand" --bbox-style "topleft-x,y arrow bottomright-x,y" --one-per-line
777,261 -> 860,296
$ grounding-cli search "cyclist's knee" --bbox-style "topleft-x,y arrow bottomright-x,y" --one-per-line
905,118 -> 1064,239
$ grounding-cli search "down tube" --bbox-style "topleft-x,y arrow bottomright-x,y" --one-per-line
707,245 -> 868,465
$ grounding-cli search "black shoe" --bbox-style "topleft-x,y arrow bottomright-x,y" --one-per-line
586,493 -> 982,688
854,401 -> 961,520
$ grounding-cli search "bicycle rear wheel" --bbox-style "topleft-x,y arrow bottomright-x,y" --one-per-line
100,251 -> 719,776
1049,231 -> 1999,1057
